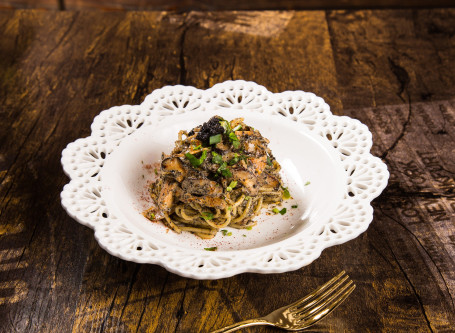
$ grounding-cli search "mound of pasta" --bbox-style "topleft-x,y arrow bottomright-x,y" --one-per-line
144,116 -> 286,239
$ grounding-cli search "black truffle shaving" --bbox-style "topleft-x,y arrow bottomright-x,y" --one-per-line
194,116 -> 224,145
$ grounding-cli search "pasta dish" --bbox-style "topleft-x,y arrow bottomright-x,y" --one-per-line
144,116 -> 287,239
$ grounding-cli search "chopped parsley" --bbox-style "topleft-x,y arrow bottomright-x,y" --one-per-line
229,132 -> 241,149
201,211 -> 214,220
219,120 -> 231,133
246,226 -> 252,230
185,150 -> 207,167
226,180 -> 237,192
266,156 -> 273,166
292,205 -> 298,209
242,234 -> 247,237
221,229 -> 232,236
220,119 -> 241,149
204,247 -> 217,251
282,186 -> 291,199
217,162 -> 232,178
305,181 -> 311,186
272,208 -> 287,215
209,134 -> 222,145
211,151 -> 224,164
228,153 -> 246,166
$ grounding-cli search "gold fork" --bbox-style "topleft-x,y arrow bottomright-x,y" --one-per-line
210,271 -> 355,332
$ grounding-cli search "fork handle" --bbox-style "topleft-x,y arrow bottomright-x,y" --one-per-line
210,318 -> 270,333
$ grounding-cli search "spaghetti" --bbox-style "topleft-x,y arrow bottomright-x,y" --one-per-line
144,116 -> 287,239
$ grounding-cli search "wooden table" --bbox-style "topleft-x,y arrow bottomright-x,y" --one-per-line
1,9 -> 454,332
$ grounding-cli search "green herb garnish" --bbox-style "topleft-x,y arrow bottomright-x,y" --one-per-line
282,187 -> 291,199
212,151 -> 224,164
228,153 -> 246,166
185,150 -> 207,167
204,247 -> 217,251
266,156 -> 273,166
219,119 -> 242,150
201,211 -> 214,220
192,144 -> 202,150
292,205 -> 298,209
219,120 -> 231,133
272,207 -> 287,215
221,229 -> 232,236
226,180 -> 237,192
209,134 -> 222,145
242,234 -> 247,237
217,162 -> 232,178
246,226 -> 252,230
305,181 -> 311,186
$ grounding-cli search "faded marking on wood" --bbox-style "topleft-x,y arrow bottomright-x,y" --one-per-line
345,98 -> 455,330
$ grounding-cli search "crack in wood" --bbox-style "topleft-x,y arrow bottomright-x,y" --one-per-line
98,285 -> 120,332
0,108 -> 43,189
379,206 -> 455,319
44,12 -> 80,61
174,280 -> 189,333
156,271 -> 169,309
134,301 -> 147,333
179,24 -> 189,85
119,264 -> 140,321
378,209 -> 436,332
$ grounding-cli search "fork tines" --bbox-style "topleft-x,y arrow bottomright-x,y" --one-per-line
291,271 -> 356,320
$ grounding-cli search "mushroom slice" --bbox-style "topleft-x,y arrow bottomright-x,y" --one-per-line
181,178 -> 223,197
161,157 -> 186,182
248,156 -> 267,175
158,180 -> 178,213
180,193 -> 227,210
232,168 -> 259,196
258,172 -> 281,191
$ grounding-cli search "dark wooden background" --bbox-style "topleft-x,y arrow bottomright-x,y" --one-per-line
0,7 -> 455,333
1,0 -> 455,11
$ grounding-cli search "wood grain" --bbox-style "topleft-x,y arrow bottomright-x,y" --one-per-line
0,9 -> 454,333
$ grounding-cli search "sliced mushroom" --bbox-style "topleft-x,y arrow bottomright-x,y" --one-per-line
248,156 -> 267,175
180,193 -> 227,210
158,180 -> 178,213
258,172 -> 281,191
232,168 -> 259,196
181,177 -> 223,197
161,157 -> 186,182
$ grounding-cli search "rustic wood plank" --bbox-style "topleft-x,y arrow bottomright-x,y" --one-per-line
328,9 -> 455,332
179,11 -> 343,113
0,0 -> 59,10
0,10 -> 183,332
63,0 -> 455,11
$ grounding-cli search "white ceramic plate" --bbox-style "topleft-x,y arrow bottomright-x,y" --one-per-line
61,81 -> 389,279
